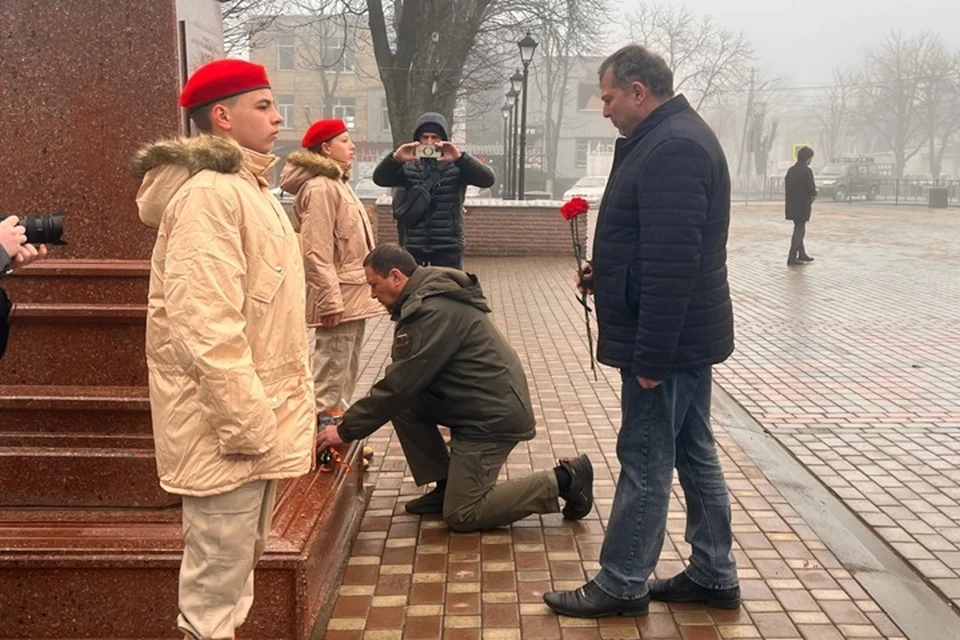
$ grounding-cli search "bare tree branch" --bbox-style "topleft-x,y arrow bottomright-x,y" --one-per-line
852,31 -> 930,177
914,36 -> 960,179
624,2 -> 754,112
808,68 -> 857,163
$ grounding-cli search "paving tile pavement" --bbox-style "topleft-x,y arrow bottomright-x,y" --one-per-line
333,228 -> 910,638
715,203 -> 960,610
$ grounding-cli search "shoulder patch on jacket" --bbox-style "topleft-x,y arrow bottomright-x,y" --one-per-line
393,331 -> 414,359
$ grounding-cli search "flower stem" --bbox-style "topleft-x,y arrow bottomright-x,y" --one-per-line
570,219 -> 597,381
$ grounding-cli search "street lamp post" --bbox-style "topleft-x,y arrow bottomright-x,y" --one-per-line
509,71 -> 523,199
516,33 -> 538,200
500,102 -> 512,200
505,89 -> 518,199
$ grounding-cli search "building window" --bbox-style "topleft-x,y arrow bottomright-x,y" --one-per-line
277,95 -> 295,130
575,140 -> 590,168
321,34 -> 355,72
328,97 -> 356,130
277,35 -> 296,71
380,104 -> 391,132
575,139 -> 613,168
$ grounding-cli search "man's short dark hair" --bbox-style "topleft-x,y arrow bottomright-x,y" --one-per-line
363,244 -> 418,277
189,104 -> 216,133
599,45 -> 674,99
797,146 -> 815,163
189,96 -> 240,133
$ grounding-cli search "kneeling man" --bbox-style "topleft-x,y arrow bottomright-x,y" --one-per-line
316,244 -> 593,532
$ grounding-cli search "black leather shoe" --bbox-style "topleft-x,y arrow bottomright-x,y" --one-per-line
543,580 -> 649,618
405,487 -> 445,515
649,572 -> 740,609
799,255 -> 815,262
559,454 -> 593,520
787,258 -> 805,266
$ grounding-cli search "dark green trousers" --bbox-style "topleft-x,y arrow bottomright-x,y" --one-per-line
392,408 -> 560,532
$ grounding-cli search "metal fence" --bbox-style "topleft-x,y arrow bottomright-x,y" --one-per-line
743,176 -> 960,205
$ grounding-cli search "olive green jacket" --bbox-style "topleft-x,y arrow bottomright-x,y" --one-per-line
339,267 -> 536,443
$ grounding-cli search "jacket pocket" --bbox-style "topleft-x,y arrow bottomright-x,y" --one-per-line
248,257 -> 286,303
261,369 -> 305,412
334,203 -> 360,240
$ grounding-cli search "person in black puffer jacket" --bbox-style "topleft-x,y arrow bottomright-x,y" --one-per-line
544,45 -> 740,620
372,112 -> 495,269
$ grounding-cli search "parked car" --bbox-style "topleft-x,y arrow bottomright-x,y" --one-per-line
562,175 -> 608,203
815,157 -> 884,201
269,186 -> 296,224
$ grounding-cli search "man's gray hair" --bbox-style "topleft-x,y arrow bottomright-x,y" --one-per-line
599,45 -> 674,99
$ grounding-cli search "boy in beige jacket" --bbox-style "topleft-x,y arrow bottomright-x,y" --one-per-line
280,119 -> 383,422
133,59 -> 316,640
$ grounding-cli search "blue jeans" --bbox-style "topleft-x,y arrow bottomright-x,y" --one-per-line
593,366 -> 737,600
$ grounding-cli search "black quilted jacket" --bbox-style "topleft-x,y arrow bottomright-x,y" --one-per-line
592,94 -> 735,378
373,112 -> 495,254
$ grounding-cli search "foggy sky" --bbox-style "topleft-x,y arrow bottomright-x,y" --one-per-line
640,0 -> 958,85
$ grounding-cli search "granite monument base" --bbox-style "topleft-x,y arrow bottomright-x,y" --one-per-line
0,440 -> 368,639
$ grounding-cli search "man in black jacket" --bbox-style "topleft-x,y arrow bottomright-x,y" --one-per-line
372,113 -> 495,269
784,146 -> 817,265
315,244 -> 594,532
544,45 -> 740,618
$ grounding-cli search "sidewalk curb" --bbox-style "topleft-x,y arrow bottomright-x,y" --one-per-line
713,382 -> 960,640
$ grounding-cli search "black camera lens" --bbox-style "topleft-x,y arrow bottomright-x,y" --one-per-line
18,214 -> 66,246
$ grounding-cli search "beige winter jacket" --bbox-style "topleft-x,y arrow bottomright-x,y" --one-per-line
279,151 -> 383,327
133,135 -> 316,497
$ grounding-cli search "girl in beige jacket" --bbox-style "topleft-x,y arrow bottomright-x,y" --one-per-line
279,119 -> 383,419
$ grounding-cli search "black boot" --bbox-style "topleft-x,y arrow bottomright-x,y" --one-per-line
557,454 -> 594,520
405,482 -> 446,515
649,572 -> 740,609
799,254 -> 815,262
543,580 -> 649,618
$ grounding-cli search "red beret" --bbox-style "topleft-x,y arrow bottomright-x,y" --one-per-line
302,119 -> 349,149
179,59 -> 271,112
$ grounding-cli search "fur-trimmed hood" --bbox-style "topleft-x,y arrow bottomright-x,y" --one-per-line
279,150 -> 352,195
132,135 -> 276,229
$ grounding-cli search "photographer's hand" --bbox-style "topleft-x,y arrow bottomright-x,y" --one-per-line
13,243 -> 47,268
437,141 -> 462,162
0,216 -> 27,258
393,142 -> 419,163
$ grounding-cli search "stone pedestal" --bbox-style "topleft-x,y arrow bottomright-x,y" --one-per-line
0,2 -> 366,637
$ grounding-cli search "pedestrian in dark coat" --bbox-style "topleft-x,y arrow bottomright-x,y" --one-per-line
784,146 -> 817,265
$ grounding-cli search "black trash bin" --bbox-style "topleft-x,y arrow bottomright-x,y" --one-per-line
928,187 -> 949,208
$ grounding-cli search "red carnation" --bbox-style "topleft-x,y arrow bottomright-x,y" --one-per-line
560,197 -> 590,221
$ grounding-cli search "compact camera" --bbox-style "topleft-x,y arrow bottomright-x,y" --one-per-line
414,144 -> 441,159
